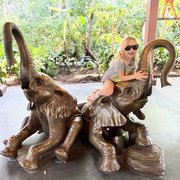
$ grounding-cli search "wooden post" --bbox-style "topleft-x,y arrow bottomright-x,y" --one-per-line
144,0 -> 159,85
144,0 -> 159,45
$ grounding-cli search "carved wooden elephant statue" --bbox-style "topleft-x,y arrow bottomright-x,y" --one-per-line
79,39 -> 176,174
0,22 -> 83,171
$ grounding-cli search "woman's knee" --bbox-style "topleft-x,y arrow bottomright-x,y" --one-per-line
107,87 -> 114,96
104,80 -> 114,96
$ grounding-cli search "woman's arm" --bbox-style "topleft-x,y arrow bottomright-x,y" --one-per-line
118,71 -> 148,82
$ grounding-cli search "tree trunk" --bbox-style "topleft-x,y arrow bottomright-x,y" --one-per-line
58,0 -> 62,10
88,0 -> 96,50
82,40 -> 98,63
64,0 -> 71,27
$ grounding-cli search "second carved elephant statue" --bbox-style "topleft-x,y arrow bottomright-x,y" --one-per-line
0,22 -> 83,171
81,39 -> 176,175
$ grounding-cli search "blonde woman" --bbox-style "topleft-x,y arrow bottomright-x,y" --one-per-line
87,36 -> 148,102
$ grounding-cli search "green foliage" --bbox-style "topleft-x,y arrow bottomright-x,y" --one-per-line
154,48 -> 169,70
0,42 -> 20,82
40,60 -> 59,77
79,56 -> 97,69
0,62 -> 7,83
0,42 -> 7,83
30,46 -> 60,77
0,0 -> 179,81
9,59 -> 20,77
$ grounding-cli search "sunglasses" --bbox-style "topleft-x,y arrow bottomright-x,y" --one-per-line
124,44 -> 139,51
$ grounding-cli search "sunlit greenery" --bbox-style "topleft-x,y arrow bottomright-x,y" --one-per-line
0,0 -> 179,82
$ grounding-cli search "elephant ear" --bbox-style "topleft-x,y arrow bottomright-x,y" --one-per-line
53,83 -> 78,113
89,97 -> 127,128
53,83 -> 68,96
40,93 -> 77,119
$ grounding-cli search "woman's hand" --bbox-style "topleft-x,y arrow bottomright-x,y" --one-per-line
134,71 -> 148,80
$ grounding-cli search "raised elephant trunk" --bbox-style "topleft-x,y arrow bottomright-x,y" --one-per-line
138,39 -> 176,87
3,22 -> 36,89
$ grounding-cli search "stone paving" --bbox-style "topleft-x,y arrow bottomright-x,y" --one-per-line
0,77 -> 180,180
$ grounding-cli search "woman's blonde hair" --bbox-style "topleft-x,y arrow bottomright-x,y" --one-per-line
114,36 -> 138,62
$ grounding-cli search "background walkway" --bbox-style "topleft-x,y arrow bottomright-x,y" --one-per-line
0,77 -> 180,180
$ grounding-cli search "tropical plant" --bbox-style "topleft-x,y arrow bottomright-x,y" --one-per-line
0,0 -> 179,80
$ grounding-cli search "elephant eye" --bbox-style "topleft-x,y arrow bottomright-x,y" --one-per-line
36,77 -> 43,86
125,89 -> 133,96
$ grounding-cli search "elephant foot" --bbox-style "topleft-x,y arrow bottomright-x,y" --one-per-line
0,147 -> 18,158
54,147 -> 68,163
136,136 -> 152,146
100,155 -> 120,173
136,127 -> 152,146
19,158 -> 38,171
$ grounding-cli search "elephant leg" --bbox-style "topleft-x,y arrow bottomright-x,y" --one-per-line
0,111 -> 41,158
3,116 -> 29,146
55,116 -> 83,163
89,123 -> 120,173
19,121 -> 66,171
122,118 -> 152,146
135,125 -> 152,146
102,127 -> 127,154
20,116 -> 29,129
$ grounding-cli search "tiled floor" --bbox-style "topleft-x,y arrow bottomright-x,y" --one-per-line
0,78 -> 180,180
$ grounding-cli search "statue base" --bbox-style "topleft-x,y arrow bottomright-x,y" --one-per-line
125,143 -> 165,176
